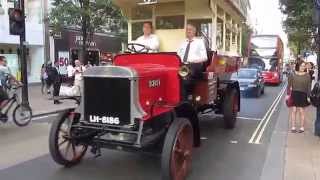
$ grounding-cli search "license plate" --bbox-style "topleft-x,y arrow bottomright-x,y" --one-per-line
240,87 -> 245,91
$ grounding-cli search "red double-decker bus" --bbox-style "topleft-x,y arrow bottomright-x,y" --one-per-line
248,35 -> 284,85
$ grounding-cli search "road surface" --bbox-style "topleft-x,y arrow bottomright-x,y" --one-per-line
0,83 -> 287,180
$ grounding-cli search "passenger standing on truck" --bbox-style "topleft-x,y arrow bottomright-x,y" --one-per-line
287,61 -> 311,133
135,22 -> 160,52
177,24 -> 208,100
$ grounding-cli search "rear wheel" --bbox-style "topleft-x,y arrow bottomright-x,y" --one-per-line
223,89 -> 239,129
49,110 -> 87,167
13,104 -> 32,127
162,118 -> 194,180
255,88 -> 261,97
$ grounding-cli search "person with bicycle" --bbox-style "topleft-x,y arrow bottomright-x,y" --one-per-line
0,56 -> 22,122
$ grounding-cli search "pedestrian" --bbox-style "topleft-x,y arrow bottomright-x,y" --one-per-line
74,60 -> 84,87
40,64 -> 48,94
47,61 -> 62,104
45,62 -> 54,95
306,62 -> 315,81
287,61 -> 312,133
66,61 -> 74,86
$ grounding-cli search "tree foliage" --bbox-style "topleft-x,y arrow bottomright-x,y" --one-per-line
279,0 -> 316,55
49,0 -> 125,62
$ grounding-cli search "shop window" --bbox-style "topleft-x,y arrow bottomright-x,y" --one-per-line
216,18 -> 224,50
156,15 -> 185,29
131,6 -> 153,20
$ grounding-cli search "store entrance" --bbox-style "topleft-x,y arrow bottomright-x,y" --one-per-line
70,49 -> 100,65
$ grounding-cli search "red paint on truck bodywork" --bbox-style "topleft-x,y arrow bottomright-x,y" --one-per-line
114,53 -> 181,120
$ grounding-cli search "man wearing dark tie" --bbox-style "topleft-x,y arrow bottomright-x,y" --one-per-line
177,24 -> 208,100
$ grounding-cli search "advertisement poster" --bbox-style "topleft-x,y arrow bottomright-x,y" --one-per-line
57,51 -> 69,75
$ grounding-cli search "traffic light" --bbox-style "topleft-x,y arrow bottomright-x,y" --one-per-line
8,8 -> 25,35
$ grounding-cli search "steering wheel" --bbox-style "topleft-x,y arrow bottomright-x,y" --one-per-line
127,43 -> 150,53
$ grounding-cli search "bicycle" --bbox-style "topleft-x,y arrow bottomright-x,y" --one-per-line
0,85 -> 33,126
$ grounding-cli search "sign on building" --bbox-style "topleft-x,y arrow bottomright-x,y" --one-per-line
58,51 -> 69,75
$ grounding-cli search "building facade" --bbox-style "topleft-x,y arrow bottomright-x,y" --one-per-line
50,28 -> 122,75
0,0 -> 45,83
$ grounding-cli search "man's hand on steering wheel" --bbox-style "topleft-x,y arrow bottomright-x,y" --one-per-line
127,43 -> 150,53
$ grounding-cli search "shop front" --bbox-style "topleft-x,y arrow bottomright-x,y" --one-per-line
53,29 -> 123,75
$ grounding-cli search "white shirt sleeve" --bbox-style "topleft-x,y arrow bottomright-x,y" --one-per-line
196,39 -> 208,62
135,35 -> 160,52
149,35 -> 160,51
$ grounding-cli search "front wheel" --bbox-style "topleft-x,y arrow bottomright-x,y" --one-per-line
49,110 -> 87,167
162,118 -> 194,180
13,104 -> 32,127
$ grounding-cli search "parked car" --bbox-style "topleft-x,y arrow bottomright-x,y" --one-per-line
232,68 -> 265,97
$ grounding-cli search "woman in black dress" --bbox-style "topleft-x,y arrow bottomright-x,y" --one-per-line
287,61 -> 311,133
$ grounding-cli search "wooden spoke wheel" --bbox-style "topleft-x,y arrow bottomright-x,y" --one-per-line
49,110 -> 87,167
162,118 -> 194,180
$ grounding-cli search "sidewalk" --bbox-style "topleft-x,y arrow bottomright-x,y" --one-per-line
285,106 -> 320,180
260,98 -> 320,180
28,85 -> 77,116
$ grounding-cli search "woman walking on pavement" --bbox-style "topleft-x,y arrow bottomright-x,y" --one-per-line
287,61 -> 312,133
40,64 -> 48,94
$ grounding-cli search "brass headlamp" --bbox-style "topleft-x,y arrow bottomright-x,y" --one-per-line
178,64 -> 191,79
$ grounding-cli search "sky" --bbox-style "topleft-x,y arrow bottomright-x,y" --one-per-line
249,0 -> 290,58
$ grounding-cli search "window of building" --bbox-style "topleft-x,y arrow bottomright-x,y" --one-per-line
25,0 -> 43,23
156,15 -> 185,29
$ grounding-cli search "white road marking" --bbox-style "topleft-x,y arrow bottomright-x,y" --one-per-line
248,83 -> 287,144
32,114 -> 59,121
254,86 -> 287,144
237,116 -> 262,121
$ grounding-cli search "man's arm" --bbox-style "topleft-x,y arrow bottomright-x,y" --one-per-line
148,36 -> 160,51
197,39 -> 208,62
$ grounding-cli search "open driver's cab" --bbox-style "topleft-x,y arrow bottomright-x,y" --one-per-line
113,0 -> 248,56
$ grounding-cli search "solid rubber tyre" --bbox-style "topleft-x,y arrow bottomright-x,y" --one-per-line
223,89 -> 239,129
13,104 -> 32,127
161,118 -> 194,180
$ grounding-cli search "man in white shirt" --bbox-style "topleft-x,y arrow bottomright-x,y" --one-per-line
177,24 -> 208,100
135,22 -> 160,53
67,62 -> 74,86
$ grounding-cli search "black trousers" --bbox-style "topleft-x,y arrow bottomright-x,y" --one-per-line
181,63 -> 205,101
53,81 -> 61,97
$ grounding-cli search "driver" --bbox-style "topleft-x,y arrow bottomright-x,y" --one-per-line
135,22 -> 160,52
177,24 -> 208,100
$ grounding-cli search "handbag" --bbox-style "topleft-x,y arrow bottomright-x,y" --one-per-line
286,89 -> 293,107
